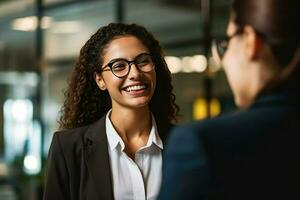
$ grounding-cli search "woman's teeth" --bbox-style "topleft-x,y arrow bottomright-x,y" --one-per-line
125,85 -> 146,92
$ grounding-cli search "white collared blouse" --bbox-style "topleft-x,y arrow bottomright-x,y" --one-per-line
105,111 -> 163,200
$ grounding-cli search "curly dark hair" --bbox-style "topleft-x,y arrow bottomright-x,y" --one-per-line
59,23 -> 179,138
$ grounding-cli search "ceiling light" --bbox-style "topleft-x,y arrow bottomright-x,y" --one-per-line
11,16 -> 52,31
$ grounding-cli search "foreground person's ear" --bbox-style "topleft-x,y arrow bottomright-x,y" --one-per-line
243,25 -> 263,61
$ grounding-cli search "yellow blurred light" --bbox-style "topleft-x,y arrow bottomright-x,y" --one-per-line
210,98 -> 221,117
193,98 -> 208,120
193,98 -> 221,120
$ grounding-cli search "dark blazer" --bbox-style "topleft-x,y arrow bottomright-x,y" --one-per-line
158,76 -> 300,200
43,114 -> 173,200
43,116 -> 114,200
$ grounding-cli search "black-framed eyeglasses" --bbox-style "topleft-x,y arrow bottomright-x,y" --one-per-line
212,29 -> 243,60
99,53 -> 155,78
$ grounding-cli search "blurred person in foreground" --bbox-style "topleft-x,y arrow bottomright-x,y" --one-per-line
158,0 -> 300,199
43,23 -> 178,200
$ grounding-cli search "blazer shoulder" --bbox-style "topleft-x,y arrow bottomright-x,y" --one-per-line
54,125 -> 90,145
167,110 -> 252,144
51,116 -> 107,153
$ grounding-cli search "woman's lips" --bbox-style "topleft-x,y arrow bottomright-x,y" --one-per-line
122,83 -> 149,95
124,84 -> 146,92
122,83 -> 149,91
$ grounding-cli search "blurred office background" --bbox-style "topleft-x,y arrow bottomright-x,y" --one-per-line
0,0 -> 234,199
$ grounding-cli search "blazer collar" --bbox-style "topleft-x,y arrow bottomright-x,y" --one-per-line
85,116 -> 107,142
84,115 -> 114,200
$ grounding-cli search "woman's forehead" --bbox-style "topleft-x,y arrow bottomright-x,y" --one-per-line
102,36 -> 149,62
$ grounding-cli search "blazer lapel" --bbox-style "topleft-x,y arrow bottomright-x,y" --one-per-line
84,116 -> 114,200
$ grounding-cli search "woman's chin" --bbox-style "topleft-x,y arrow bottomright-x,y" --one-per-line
128,98 -> 151,109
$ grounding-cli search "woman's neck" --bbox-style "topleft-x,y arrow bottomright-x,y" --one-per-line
110,106 -> 152,159
110,106 -> 152,141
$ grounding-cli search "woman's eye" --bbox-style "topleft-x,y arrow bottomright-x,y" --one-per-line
112,62 -> 127,71
136,57 -> 151,66
137,60 -> 148,66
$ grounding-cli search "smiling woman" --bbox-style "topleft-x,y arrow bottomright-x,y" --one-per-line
43,23 -> 179,200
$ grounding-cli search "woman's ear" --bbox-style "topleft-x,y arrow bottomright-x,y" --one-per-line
243,25 -> 262,60
94,72 -> 107,90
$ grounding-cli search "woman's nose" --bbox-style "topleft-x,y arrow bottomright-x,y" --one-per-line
128,63 -> 141,79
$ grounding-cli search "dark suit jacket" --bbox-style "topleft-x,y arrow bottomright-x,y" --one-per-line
43,116 -> 114,200
43,114 -> 173,200
158,76 -> 300,200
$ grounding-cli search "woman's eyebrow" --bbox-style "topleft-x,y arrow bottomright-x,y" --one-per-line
108,57 -> 125,63
106,52 -> 149,64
